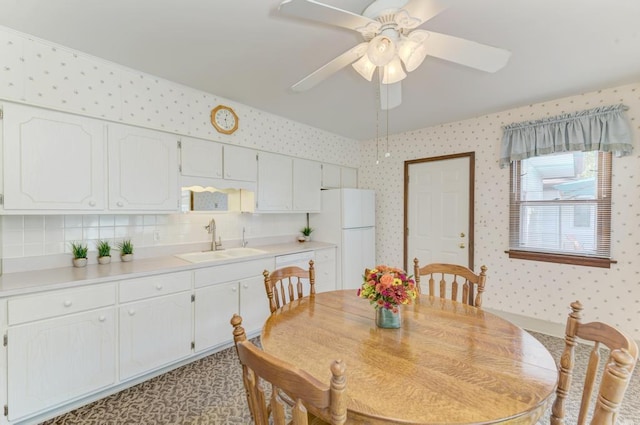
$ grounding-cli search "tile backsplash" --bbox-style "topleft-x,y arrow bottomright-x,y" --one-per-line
2,212 -> 307,269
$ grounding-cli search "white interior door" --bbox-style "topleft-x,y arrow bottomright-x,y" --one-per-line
406,153 -> 473,269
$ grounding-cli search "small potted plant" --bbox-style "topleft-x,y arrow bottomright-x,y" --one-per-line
96,240 -> 112,265
70,242 -> 88,268
300,226 -> 314,242
117,239 -> 134,262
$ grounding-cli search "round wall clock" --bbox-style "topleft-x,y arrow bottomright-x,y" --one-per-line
210,105 -> 239,134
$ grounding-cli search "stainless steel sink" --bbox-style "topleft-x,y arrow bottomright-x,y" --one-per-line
175,247 -> 267,263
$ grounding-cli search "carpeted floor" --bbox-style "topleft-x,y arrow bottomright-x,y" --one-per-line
41,332 -> 639,425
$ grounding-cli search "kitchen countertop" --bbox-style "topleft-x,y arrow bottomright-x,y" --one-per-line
0,241 -> 335,297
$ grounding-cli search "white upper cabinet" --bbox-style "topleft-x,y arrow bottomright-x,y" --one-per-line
180,137 -> 223,179
2,102 -> 105,211
256,152 -> 292,212
321,163 -> 341,189
180,137 -> 256,184
224,144 -> 257,182
293,158 -> 321,212
108,123 -> 179,211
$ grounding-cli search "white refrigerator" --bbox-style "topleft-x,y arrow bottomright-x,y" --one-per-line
311,188 -> 376,290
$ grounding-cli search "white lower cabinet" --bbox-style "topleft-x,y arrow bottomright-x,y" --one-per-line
193,257 -> 274,352
194,281 -> 238,351
118,272 -> 192,380
314,247 -> 337,294
0,250 -> 328,423
6,284 -> 117,422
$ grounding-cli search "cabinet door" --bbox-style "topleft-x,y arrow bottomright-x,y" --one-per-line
239,275 -> 272,335
7,308 -> 116,421
2,103 -> 105,211
321,163 -> 341,189
257,152 -> 292,211
224,145 -> 257,182
119,292 -> 192,380
180,137 -> 223,179
341,167 -> 358,188
342,228 -> 376,290
108,123 -> 179,211
194,281 -> 238,352
314,247 -> 337,294
293,158 -> 321,212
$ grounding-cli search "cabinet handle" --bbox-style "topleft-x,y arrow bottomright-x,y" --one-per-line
128,309 -> 136,316
242,284 -> 249,289
117,201 -> 124,207
231,287 -> 238,292
89,200 -> 96,207
63,300 -> 72,307
155,284 -> 164,290
98,315 -> 106,322
225,172 -> 231,177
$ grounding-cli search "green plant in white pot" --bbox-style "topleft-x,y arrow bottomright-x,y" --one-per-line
117,239 -> 134,262
301,226 -> 314,242
70,242 -> 88,268
96,240 -> 112,265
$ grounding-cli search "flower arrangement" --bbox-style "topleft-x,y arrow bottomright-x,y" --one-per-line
358,265 -> 418,312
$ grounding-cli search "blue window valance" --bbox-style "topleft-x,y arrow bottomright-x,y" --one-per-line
499,104 -> 633,168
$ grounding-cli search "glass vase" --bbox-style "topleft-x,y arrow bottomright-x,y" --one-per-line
375,306 -> 401,329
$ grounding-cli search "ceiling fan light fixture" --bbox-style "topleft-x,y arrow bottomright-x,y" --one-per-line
381,56 -> 406,84
367,34 -> 396,66
398,30 -> 429,72
352,55 -> 376,81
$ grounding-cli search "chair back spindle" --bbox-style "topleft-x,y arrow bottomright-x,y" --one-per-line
413,259 -> 487,307
264,260 -> 315,313
550,301 -> 638,425
230,314 -> 347,425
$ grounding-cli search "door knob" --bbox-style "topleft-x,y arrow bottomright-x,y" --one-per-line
459,243 -> 465,249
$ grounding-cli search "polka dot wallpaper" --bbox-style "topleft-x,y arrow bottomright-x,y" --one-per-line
0,26 -> 358,164
359,82 -> 640,340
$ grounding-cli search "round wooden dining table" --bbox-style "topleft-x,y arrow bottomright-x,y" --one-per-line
261,290 -> 558,425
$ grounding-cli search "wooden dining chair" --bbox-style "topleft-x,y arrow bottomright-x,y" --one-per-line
550,301 -> 638,425
264,260 -> 316,313
230,314 -> 347,425
413,259 -> 487,307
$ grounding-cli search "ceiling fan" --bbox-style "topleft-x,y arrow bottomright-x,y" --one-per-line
278,0 -> 511,109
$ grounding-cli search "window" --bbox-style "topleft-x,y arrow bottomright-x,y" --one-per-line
508,151 -> 612,268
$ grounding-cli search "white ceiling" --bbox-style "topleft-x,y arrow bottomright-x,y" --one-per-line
1,0 -> 639,141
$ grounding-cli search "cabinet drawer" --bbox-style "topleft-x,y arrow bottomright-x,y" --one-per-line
315,247 -> 336,263
8,283 -> 116,325
119,271 -> 191,303
194,258 -> 274,288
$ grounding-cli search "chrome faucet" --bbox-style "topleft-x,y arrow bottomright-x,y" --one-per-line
242,227 -> 248,247
204,218 -> 223,251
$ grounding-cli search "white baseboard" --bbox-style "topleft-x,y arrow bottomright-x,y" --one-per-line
484,307 -> 566,339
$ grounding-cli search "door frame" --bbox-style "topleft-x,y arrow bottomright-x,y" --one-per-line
403,152 -> 475,271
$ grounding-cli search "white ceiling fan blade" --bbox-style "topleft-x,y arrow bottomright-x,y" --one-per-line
401,0 -> 449,27
424,31 -> 511,72
380,81 -> 402,110
279,0 -> 379,32
291,42 -> 368,92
